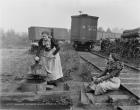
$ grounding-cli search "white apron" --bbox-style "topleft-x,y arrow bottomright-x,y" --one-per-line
89,77 -> 120,95
40,51 -> 63,81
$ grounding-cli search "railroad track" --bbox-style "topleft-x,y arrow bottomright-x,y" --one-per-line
78,51 -> 140,110
91,51 -> 140,71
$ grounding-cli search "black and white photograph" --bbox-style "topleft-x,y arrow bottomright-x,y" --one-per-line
0,0 -> 140,110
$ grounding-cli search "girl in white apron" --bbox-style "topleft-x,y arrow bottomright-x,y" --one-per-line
35,31 -> 63,86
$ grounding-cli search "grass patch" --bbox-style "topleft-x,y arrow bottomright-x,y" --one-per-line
79,60 -> 102,82
80,63 -> 93,82
60,43 -> 80,81
1,43 -> 81,92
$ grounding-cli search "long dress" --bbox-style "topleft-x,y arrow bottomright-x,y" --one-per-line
36,38 -> 63,81
89,60 -> 123,95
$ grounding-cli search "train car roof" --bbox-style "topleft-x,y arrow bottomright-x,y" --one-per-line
123,27 -> 140,33
28,26 -> 68,30
71,14 -> 99,19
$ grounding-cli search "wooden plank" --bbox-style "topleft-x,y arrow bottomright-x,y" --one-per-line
0,91 -> 70,97
80,56 -> 104,71
117,106 -> 140,110
100,67 -> 106,70
129,88 -> 140,98
0,92 -> 35,96
79,52 -> 100,59
79,52 -> 106,64
131,90 -> 140,98
122,83 -> 140,85
83,82 -> 95,104
80,90 -> 90,104
120,74 -> 140,78
80,56 -> 106,71
128,88 -> 140,90
108,95 -> 129,102
86,93 -> 95,104
121,78 -> 140,83
121,69 -> 130,73
45,85 -> 54,90
0,104 -> 70,110
121,77 -> 140,80
122,84 -> 140,98
122,83 -> 140,88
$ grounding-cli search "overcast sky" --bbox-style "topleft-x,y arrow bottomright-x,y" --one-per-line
0,0 -> 140,32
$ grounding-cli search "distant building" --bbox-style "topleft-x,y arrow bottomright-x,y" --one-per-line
97,31 -> 122,40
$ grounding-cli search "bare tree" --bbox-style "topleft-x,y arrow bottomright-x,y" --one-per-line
106,28 -> 112,33
112,27 -> 123,33
98,27 -> 105,32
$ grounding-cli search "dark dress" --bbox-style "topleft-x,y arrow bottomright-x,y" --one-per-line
90,60 -> 123,95
37,38 -> 60,56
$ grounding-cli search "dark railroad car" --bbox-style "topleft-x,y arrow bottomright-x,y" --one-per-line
53,28 -> 70,41
28,26 -> 69,41
71,14 -> 99,50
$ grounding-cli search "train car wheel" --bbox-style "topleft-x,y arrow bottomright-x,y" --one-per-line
88,44 -> 93,51
73,43 -> 78,50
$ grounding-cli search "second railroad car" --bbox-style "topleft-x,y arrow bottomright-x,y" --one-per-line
71,14 -> 99,50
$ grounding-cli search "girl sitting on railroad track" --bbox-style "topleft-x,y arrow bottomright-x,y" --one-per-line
86,53 -> 124,95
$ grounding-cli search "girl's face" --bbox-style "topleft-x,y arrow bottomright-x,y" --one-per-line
42,33 -> 49,40
108,54 -> 114,62
42,34 -> 51,48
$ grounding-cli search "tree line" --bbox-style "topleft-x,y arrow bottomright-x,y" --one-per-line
0,29 -> 30,48
0,27 -> 123,48
98,27 -> 123,33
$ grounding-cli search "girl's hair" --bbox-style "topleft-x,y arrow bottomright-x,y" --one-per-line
41,31 -> 50,35
41,31 -> 52,38
111,53 -> 119,61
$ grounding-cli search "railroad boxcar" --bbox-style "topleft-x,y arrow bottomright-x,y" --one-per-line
28,26 -> 70,52
121,28 -> 140,58
121,27 -> 140,38
28,26 -> 69,41
71,14 -> 99,50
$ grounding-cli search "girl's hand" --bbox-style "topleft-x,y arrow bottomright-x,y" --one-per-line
94,78 -> 102,84
48,48 -> 56,58
91,72 -> 99,78
35,56 -> 40,61
51,47 -> 56,53
92,77 -> 98,81
47,52 -> 55,58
